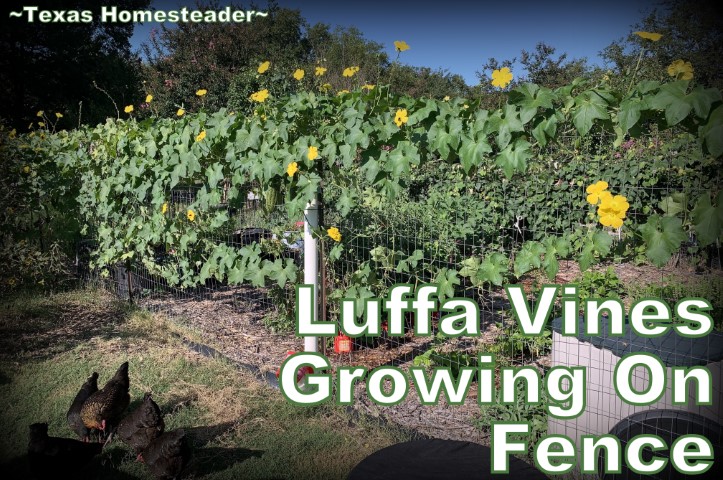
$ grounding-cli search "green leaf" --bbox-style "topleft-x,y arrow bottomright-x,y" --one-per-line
691,192 -> 723,247
593,231 -> 613,256
434,268 -> 460,300
514,241 -> 545,277
572,91 -> 610,135
658,192 -> 688,217
618,98 -> 642,133
476,253 -> 508,286
649,81 -> 692,126
495,139 -> 532,178
459,136 -> 492,174
701,104 -> 723,157
497,105 -> 525,149
638,215 -> 687,267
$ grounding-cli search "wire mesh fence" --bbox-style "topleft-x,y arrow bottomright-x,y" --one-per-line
68,132 -> 723,473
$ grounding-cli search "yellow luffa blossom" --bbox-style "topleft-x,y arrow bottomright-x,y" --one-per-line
327,226 -> 342,242
177,108 -> 185,116
320,83 -> 332,91
293,69 -> 305,81
394,40 -> 410,52
124,105 -> 134,113
315,66 -> 327,76
491,67 -> 513,88
287,161 -> 299,177
634,31 -> 662,42
9,129 -> 17,139
196,89 -> 207,96
307,146 -> 319,160
362,84 -> 375,90
586,181 -> 628,228
667,60 -> 694,80
250,89 -> 270,102
145,94 -> 153,103
187,209 -> 196,221
586,180 -> 609,204
443,96 -> 450,101
196,130 -> 206,142
162,202 -> 168,214
38,122 -> 46,128
36,110 -> 44,117
55,112 -> 63,119
23,165 -> 30,173
343,66 -> 360,77
394,108 -> 409,127
258,61 -> 270,74
337,89 -> 350,95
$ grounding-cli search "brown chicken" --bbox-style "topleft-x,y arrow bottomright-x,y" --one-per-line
140,429 -> 190,480
66,372 -> 98,442
28,422 -> 103,477
117,392 -> 165,453
80,362 -> 130,435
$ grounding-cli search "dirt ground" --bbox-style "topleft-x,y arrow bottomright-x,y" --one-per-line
122,260 -> 722,443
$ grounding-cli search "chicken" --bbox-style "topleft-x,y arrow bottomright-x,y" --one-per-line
140,429 -> 190,480
67,372 -> 98,442
28,422 -> 102,477
80,362 -> 130,435
117,392 -> 165,453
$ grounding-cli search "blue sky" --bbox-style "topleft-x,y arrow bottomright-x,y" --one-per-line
131,0 -> 660,85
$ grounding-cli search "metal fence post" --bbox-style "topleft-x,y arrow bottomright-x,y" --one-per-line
303,197 -> 320,353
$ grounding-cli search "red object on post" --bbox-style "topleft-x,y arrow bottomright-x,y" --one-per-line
334,333 -> 353,353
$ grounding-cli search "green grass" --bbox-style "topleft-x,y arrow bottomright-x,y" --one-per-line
0,288 -> 411,479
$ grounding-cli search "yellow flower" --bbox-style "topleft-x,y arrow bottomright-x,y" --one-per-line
634,31 -> 663,42
9,129 -> 17,139
307,146 -> 319,160
362,84 -> 375,90
36,110 -> 44,117
327,226 -> 342,242
196,89 -> 207,96
250,89 -> 270,103
337,89 -> 350,95
585,180 -> 609,204
443,96 -> 450,101
23,165 -> 30,173
394,108 -> 409,127
196,130 -> 206,142
177,108 -> 185,116
145,94 -> 153,103
55,112 -> 63,119
491,67 -> 513,89
258,60 -> 271,74
394,40 -> 410,52
293,69 -> 305,81
287,161 -> 299,177
124,105 -> 134,113
667,59 -> 694,81
343,66 -> 360,77
162,202 -> 168,214
187,209 -> 196,221
315,66 -> 327,76
38,122 -> 45,128
320,83 -> 332,91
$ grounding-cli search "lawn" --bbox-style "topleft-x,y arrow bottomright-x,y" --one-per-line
0,288 -> 411,479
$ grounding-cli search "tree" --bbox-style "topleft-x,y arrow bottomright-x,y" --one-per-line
0,0 -> 149,128
141,2 -> 310,116
601,0 -> 723,89
519,43 -> 588,89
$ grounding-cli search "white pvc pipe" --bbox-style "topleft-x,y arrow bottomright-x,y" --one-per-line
303,198 -> 319,352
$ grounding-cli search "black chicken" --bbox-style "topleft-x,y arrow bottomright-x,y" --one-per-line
117,392 -> 165,453
140,429 -> 190,480
28,422 -> 102,477
67,372 -> 98,442
80,362 -> 130,435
